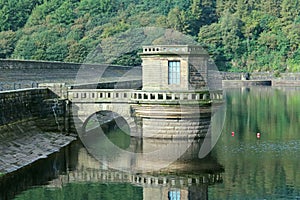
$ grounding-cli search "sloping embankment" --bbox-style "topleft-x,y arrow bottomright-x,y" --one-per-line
0,120 -> 76,174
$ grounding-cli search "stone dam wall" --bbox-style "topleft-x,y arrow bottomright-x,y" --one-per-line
2,59 -> 300,90
0,88 -> 62,126
0,88 -> 76,174
0,59 -> 141,90
220,71 -> 300,80
219,72 -> 300,87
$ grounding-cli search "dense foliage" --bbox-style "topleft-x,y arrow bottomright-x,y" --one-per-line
0,0 -> 299,71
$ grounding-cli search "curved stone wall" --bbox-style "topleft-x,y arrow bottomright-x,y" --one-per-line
0,89 -> 49,125
0,59 -> 142,90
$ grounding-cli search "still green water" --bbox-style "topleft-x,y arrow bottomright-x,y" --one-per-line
5,87 -> 300,200
209,87 -> 300,199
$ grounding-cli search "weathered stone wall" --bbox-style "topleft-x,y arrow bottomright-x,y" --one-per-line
142,117 -> 211,140
0,88 -> 63,126
72,102 -> 138,137
188,56 -> 208,90
0,89 -> 76,175
0,59 -> 142,90
2,59 -> 300,89
220,71 -> 300,81
70,80 -> 142,90
219,72 -> 242,80
221,72 -> 300,87
222,80 -> 272,88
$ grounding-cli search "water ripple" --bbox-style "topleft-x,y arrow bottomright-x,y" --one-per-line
223,140 -> 300,156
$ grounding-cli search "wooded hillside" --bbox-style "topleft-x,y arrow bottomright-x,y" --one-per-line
0,0 -> 299,72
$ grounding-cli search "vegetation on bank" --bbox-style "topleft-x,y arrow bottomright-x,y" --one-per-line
0,0 -> 299,72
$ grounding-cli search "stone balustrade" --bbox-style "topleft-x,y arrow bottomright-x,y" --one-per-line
142,45 -> 207,55
131,91 -> 210,102
60,168 -> 222,187
68,89 -> 223,104
131,173 -> 223,187
68,89 -> 133,103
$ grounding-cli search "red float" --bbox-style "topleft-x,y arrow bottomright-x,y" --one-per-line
256,132 -> 261,139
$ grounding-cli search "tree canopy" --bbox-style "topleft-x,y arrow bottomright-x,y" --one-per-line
0,0 -> 299,72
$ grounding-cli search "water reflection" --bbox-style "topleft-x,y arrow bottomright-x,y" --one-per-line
5,86 -> 300,199
0,87 -> 227,200
5,139 -> 223,200
80,103 -> 225,173
58,142 -> 223,199
0,144 -> 71,200
2,105 -> 225,200
209,87 -> 300,199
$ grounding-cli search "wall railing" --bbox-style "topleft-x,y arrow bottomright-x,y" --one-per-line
0,82 -> 39,91
68,89 -> 223,104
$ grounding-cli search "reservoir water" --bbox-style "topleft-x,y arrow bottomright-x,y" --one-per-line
1,86 -> 300,199
209,87 -> 300,199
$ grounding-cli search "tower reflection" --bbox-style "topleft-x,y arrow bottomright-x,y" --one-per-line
76,106 -> 224,200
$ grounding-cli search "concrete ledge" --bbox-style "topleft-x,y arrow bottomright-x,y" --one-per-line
272,80 -> 300,87
222,80 -> 272,88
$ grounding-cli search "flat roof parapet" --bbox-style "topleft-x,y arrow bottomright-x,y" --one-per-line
140,45 -> 207,55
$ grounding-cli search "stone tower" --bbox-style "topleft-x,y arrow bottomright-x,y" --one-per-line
140,45 -> 209,91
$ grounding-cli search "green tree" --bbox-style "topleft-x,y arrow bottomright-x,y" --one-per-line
167,7 -> 190,34
1,0 -> 300,72
65,42 -> 89,63
259,0 -> 281,17
12,26 -> 65,60
220,12 -> 244,69
200,0 -> 217,25
45,40 -> 69,61
101,20 -> 130,38
25,0 -> 65,26
0,30 -> 17,58
0,0 -> 43,31
50,1 -> 79,25
198,23 -> 229,70
112,50 -> 142,66
12,35 -> 38,59
77,0 -> 117,18
280,0 -> 300,25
